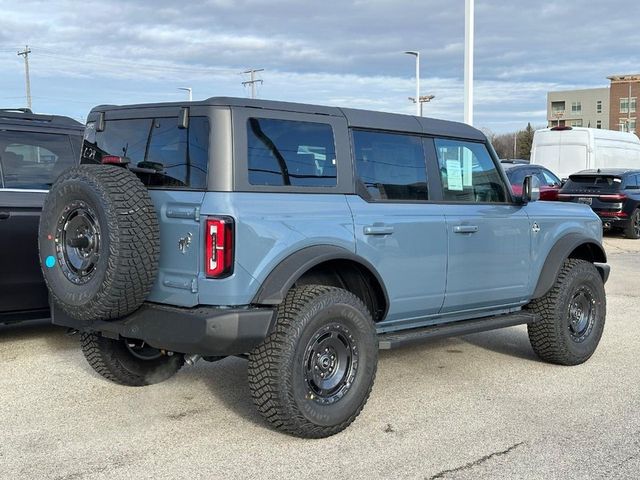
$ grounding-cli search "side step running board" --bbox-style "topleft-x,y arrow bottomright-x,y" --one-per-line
378,312 -> 538,350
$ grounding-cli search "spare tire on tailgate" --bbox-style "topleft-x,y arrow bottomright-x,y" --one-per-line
39,165 -> 160,322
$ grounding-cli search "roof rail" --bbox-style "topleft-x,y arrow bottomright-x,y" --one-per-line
0,108 -> 33,114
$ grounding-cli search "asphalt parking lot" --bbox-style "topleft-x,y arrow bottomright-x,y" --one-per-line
1,233 -> 639,480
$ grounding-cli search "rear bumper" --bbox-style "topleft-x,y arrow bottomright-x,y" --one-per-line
52,302 -> 276,356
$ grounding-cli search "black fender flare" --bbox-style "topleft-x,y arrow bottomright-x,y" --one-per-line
532,233 -> 608,299
252,245 -> 389,313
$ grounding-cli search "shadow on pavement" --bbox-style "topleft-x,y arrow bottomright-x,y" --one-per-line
459,326 -> 539,361
199,356 -> 270,429
0,318 -> 78,351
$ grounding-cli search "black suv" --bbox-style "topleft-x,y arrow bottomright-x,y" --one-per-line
558,168 -> 640,238
0,109 -> 83,323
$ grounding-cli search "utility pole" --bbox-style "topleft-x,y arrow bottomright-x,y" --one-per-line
17,45 -> 32,110
464,0 -> 475,125
242,69 -> 264,99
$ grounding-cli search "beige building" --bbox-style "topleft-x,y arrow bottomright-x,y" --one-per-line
547,88 -> 609,129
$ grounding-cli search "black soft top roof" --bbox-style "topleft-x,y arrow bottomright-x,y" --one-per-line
90,96 -> 486,141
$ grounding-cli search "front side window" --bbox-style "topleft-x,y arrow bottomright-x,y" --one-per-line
0,131 -> 79,189
352,130 -> 428,201
540,169 -> 561,186
435,138 -> 507,203
83,116 -> 209,189
247,118 -> 336,187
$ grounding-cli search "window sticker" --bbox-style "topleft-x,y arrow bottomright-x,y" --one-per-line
462,149 -> 473,187
446,159 -> 463,191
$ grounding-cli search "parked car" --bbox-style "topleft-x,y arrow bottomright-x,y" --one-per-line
41,98 -> 609,438
531,126 -> 640,180
0,109 -> 83,324
501,161 -> 563,200
558,168 -> 640,238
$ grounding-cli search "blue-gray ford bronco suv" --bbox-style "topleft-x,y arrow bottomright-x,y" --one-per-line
39,98 -> 609,438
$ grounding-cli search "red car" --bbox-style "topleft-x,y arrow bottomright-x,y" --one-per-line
501,161 -> 562,200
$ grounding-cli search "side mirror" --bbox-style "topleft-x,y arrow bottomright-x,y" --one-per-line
522,175 -> 540,203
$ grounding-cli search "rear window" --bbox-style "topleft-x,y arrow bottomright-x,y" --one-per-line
564,175 -> 622,191
82,116 -> 209,189
0,130 -> 80,189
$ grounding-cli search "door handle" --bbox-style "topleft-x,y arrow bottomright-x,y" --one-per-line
453,225 -> 478,234
364,224 -> 394,236
0,211 -> 10,220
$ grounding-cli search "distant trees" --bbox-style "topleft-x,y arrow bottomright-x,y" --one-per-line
485,123 -> 539,161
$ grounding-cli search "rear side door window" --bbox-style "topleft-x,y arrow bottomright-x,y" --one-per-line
247,118 -> 337,187
0,131 -> 78,189
352,129 -> 428,201
434,138 -> 507,203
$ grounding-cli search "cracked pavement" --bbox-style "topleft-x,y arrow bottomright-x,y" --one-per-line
1,233 -> 639,479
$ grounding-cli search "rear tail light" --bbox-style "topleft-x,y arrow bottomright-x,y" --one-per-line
598,194 -> 627,202
205,217 -> 234,278
101,155 -> 129,165
599,211 -> 628,217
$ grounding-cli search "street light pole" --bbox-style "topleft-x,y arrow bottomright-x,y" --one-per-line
178,87 -> 192,101
404,51 -> 420,116
464,0 -> 474,125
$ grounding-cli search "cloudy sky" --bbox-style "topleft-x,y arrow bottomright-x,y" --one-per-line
0,0 -> 638,132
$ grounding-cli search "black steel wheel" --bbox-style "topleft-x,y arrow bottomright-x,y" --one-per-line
248,285 -> 377,438
303,323 -> 358,405
55,200 -> 101,285
526,259 -> 606,365
624,209 -> 640,239
567,286 -> 597,343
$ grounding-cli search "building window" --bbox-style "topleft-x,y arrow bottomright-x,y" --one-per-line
551,101 -> 565,114
571,101 -> 582,114
596,120 -> 602,129
620,97 -> 636,114
596,101 -> 602,114
570,120 -> 583,127
619,119 -> 636,132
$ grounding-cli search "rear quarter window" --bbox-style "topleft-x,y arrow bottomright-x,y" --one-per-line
82,116 -> 209,189
247,118 -> 337,187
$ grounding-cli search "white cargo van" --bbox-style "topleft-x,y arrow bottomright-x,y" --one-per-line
531,127 -> 640,179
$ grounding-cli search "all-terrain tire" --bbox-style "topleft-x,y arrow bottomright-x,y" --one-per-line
39,165 -> 160,322
248,285 -> 378,438
81,332 -> 184,386
624,208 -> 640,239
526,259 -> 606,365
